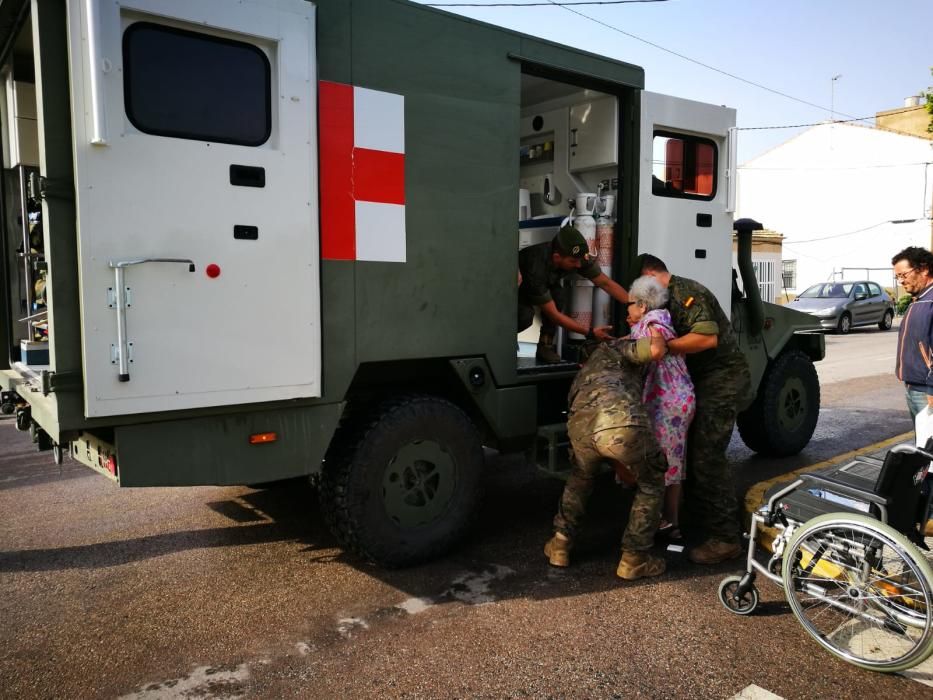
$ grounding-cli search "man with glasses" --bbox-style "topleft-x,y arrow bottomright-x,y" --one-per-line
892,247 -> 933,420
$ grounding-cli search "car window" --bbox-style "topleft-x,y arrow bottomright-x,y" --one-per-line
798,284 -> 824,298
854,283 -> 868,297
799,283 -> 850,299
869,283 -> 883,297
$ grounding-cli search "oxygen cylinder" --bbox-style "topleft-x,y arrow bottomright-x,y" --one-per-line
592,193 -> 616,328
569,279 -> 594,340
573,193 -> 598,258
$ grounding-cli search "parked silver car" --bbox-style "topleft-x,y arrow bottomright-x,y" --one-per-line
786,281 -> 895,334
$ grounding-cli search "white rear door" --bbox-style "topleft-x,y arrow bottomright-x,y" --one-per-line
66,0 -> 320,417
638,92 -> 736,312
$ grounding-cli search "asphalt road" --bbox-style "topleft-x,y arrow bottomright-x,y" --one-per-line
1,325 -> 929,699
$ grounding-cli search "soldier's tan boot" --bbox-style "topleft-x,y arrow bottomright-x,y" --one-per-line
688,538 -> 742,565
544,532 -> 572,567
925,519 -> 933,538
536,333 -> 562,364
616,550 -> 666,580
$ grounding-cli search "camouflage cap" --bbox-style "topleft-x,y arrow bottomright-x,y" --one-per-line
554,225 -> 589,259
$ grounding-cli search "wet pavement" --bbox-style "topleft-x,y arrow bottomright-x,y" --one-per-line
1,328 -> 930,698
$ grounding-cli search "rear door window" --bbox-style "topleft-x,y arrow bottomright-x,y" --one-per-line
123,22 -> 271,146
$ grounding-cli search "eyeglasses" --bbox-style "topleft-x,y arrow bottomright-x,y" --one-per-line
895,268 -> 917,281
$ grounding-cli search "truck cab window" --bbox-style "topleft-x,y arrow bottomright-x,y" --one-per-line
651,132 -> 716,200
123,22 -> 271,146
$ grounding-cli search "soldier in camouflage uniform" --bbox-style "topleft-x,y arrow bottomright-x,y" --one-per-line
519,226 -> 630,363
544,335 -> 669,580
639,254 -> 752,564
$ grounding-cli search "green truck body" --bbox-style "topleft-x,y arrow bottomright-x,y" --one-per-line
0,0 -> 824,565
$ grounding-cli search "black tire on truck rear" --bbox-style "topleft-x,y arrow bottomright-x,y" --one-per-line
319,394 -> 484,567
736,350 -> 820,457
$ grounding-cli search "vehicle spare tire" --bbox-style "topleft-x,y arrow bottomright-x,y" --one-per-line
319,394 -> 484,567
737,350 -> 820,457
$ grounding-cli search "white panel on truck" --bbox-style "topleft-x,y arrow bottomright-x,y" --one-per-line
638,92 -> 735,314
66,0 -> 320,417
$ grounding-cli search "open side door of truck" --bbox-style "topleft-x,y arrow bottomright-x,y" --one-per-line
66,0 -> 320,417
638,91 -> 736,312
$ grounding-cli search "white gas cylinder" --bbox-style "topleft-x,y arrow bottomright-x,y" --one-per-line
569,279 -> 594,340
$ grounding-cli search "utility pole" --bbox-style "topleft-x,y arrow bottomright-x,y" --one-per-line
830,74 -> 842,122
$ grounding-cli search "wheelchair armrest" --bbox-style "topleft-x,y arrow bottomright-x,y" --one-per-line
799,472 -> 889,507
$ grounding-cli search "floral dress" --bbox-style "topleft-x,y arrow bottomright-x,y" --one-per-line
629,308 -> 696,485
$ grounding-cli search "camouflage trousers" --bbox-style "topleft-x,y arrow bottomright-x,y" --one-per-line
683,361 -> 752,543
554,425 -> 667,552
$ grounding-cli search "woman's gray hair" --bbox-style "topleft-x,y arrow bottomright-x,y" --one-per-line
629,275 -> 668,311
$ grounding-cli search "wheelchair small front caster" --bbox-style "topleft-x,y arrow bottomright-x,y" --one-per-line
718,575 -> 759,615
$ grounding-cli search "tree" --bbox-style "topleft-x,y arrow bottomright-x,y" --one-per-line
926,67 -> 933,133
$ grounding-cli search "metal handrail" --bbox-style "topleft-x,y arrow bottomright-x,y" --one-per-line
107,258 -> 195,381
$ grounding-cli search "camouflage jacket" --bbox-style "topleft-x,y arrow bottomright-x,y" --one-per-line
567,337 -> 655,435
667,274 -> 745,378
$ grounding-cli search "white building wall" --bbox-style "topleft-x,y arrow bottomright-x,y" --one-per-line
737,123 -> 933,294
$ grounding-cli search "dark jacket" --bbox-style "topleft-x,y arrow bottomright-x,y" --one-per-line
896,282 -> 933,393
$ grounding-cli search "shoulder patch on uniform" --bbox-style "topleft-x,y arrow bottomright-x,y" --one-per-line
684,296 -> 695,308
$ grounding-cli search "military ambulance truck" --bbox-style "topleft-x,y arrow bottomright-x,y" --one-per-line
0,0 -> 823,566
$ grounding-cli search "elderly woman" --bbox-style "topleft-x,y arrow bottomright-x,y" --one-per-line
627,275 -> 696,538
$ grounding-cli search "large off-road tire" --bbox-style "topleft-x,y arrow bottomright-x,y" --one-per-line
737,350 -> 820,457
837,312 -> 852,334
319,395 -> 484,567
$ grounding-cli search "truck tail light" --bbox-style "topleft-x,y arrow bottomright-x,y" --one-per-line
106,455 -> 117,476
249,432 -> 277,445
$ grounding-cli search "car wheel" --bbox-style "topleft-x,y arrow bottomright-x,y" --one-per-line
879,309 -> 894,331
837,312 -> 851,334
737,349 -> 820,456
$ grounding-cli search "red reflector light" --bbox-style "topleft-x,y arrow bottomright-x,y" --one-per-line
106,455 -> 117,475
249,432 -> 278,445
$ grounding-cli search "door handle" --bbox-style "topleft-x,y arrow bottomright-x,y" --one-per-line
107,258 -> 195,382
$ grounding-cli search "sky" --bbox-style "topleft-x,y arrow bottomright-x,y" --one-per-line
410,0 -> 932,164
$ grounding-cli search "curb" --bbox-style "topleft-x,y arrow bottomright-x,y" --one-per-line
743,431 -> 914,549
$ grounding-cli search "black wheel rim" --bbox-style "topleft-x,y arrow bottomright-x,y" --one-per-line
722,581 -> 755,613
382,440 -> 457,528
777,376 -> 807,433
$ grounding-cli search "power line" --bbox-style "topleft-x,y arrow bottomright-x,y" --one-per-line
737,106 -> 928,131
429,0 -> 858,119
739,161 -> 933,172
537,0 -> 855,118
428,1 -> 667,5
789,220 -> 929,245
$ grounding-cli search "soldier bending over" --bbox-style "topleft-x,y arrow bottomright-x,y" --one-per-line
544,334 -> 668,580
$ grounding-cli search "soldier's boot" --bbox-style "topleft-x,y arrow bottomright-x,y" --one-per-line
616,550 -> 666,580
544,532 -> 572,567
925,519 -> 933,538
688,538 -> 742,565
536,333 -> 562,364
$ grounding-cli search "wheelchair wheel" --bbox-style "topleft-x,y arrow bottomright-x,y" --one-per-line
782,513 -> 933,672
718,575 -> 759,615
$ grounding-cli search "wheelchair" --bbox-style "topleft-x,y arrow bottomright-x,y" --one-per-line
719,442 -> 933,672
